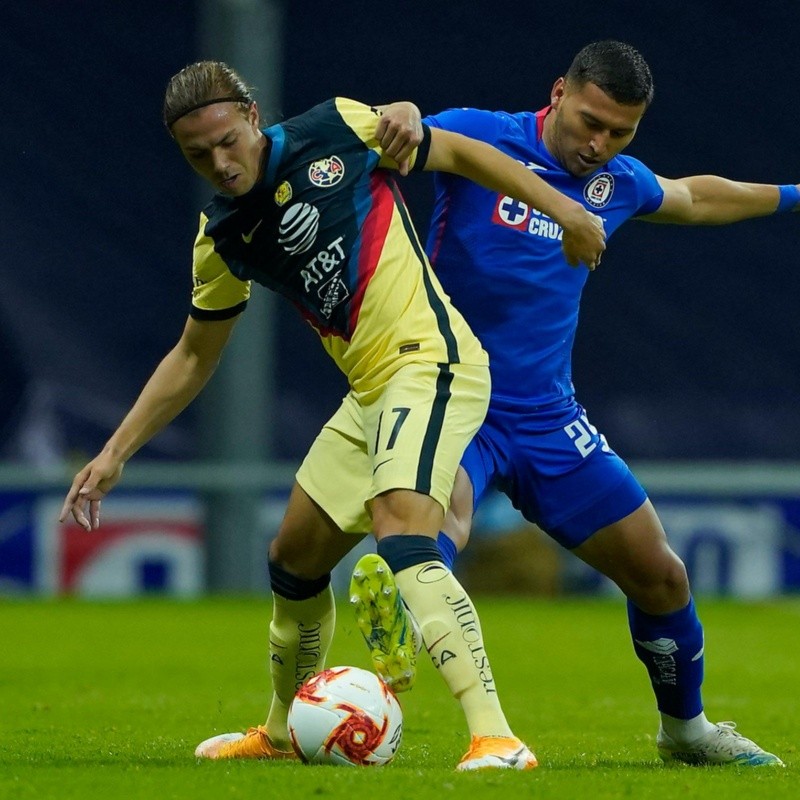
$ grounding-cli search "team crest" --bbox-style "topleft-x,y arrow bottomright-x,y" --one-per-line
309,155 -> 345,187
274,180 -> 293,206
583,173 -> 614,208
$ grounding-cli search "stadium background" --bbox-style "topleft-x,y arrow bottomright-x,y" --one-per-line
1,0 -> 798,596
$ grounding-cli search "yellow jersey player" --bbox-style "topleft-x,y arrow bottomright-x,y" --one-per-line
60,60 -> 605,771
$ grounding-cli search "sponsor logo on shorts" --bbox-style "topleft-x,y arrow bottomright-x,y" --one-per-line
309,155 -> 345,187
372,458 -> 393,475
583,172 -> 614,208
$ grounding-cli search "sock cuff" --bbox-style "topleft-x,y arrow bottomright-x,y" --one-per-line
268,559 -> 331,600
377,534 -> 443,573
628,596 -> 697,628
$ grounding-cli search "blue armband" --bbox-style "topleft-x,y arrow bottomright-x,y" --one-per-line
776,184 -> 800,213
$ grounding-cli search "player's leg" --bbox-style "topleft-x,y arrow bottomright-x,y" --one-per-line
530,405 -> 782,766
196,398 -> 372,760
573,501 -> 782,766
438,463 -> 477,567
438,413 -> 506,568
350,362 -> 536,770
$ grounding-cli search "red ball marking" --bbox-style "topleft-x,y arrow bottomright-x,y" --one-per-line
295,667 -> 352,704
323,703 -> 388,766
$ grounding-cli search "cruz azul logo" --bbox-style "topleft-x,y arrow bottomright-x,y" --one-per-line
492,196 -> 530,230
308,155 -> 345,187
583,172 -> 614,208
492,195 -> 563,241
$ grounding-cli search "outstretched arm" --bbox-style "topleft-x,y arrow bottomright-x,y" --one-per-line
643,176 -> 800,224
425,127 -> 606,268
59,315 -> 239,530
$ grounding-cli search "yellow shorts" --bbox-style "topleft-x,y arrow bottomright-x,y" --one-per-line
296,361 -> 490,533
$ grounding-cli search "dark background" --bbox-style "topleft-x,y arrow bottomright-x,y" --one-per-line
2,1 -> 798,465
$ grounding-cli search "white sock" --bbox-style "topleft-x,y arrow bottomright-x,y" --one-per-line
660,711 -> 716,743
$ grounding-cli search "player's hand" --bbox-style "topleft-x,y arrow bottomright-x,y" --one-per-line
560,207 -> 606,269
376,102 -> 423,176
59,452 -> 125,531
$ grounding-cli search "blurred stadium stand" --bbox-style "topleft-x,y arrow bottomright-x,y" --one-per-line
1,1 -> 798,594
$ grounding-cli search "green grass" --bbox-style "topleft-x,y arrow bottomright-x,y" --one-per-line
1,597 -> 797,799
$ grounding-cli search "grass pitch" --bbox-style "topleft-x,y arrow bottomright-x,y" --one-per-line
1,597 -> 797,799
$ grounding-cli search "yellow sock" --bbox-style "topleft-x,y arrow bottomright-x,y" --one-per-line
394,561 -> 513,738
265,585 -> 335,747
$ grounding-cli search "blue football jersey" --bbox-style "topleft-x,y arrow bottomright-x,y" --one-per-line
424,107 -> 664,405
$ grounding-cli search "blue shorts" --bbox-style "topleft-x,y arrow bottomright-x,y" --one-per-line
461,396 -> 647,549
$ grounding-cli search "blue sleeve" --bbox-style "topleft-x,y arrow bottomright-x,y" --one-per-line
624,155 -> 665,216
423,108 -> 507,147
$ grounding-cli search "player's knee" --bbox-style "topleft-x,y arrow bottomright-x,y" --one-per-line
442,466 -> 474,553
372,489 -> 443,537
268,555 -> 330,600
627,550 -> 689,614
268,536 -> 327,581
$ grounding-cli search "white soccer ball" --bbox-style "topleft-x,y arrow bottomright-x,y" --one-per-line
288,666 -> 403,766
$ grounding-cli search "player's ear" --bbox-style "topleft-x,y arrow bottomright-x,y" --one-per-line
248,101 -> 260,129
550,77 -> 566,109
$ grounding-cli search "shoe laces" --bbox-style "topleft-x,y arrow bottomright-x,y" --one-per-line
710,722 -> 764,755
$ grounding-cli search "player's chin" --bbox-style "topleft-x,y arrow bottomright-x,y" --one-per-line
571,155 -> 602,177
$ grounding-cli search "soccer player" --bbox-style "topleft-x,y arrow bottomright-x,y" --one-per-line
59,61 -> 605,770
376,40 -> 796,766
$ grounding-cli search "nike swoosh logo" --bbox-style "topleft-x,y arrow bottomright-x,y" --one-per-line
372,458 -> 393,475
242,219 -> 263,243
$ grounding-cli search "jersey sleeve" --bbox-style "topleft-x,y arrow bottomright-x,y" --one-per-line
190,213 -> 250,320
333,97 -> 432,172
423,107 -> 507,147
624,155 -> 665,217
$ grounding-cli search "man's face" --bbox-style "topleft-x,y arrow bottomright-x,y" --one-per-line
543,78 -> 646,178
172,102 -> 265,196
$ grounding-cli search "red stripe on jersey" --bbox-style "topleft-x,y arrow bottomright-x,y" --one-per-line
293,301 -> 343,339
348,172 -> 395,332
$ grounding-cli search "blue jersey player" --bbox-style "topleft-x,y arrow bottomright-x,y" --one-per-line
378,40 -> 798,767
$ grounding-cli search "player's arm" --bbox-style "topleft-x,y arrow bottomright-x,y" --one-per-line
642,176 -> 800,224
59,315 -> 239,531
424,127 -> 606,268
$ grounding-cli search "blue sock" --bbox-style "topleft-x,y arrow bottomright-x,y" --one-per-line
627,597 -> 704,719
436,531 -> 457,570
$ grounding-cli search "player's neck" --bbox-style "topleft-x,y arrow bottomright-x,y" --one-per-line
540,108 -> 558,161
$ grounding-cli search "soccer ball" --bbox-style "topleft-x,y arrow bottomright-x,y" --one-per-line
288,666 -> 403,766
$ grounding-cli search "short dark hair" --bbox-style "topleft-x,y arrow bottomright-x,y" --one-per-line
565,41 -> 654,107
163,60 -> 256,129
